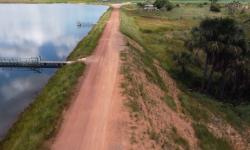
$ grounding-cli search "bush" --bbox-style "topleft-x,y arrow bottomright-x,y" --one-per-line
210,4 -> 221,12
240,9 -> 246,14
166,3 -> 174,11
137,2 -> 145,8
198,4 -> 204,8
173,51 -> 193,74
187,17 -> 249,102
193,123 -> 233,150
153,0 -> 173,11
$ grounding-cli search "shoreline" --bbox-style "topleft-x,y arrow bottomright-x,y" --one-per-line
0,7 -> 111,150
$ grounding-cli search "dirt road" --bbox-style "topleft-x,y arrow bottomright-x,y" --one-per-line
51,5 -> 128,150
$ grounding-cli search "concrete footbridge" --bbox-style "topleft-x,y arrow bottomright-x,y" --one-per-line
0,57 -> 86,68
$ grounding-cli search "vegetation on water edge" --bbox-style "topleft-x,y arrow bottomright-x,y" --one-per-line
0,8 -> 111,150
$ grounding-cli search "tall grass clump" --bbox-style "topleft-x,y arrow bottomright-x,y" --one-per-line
193,123 -> 233,150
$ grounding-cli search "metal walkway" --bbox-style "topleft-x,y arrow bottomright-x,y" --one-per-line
0,57 -> 72,68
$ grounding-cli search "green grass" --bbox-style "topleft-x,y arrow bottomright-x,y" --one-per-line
193,123 -> 233,150
121,2 -> 250,126
120,4 -> 225,75
189,92 -> 250,130
68,8 -> 111,60
162,95 -> 177,111
149,129 -> 160,143
0,8 -> 111,150
180,92 -> 248,130
171,127 -> 190,150
235,105 -> 250,124
120,50 -> 142,113
179,94 -> 209,122
121,10 -> 168,91
126,99 -> 141,112
121,4 -> 250,148
121,45 -> 160,113
120,4 -> 214,122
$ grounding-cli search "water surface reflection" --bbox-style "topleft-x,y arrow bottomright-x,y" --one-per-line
0,4 -> 108,138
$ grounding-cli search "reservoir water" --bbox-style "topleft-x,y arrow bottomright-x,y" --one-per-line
0,4 -> 108,138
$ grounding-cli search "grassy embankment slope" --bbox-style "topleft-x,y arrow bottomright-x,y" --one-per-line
120,4 -> 250,150
0,8 -> 111,150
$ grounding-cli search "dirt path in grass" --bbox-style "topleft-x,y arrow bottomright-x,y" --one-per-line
51,4 -> 129,150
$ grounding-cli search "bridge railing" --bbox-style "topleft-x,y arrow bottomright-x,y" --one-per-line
0,56 -> 66,68
0,57 -> 41,64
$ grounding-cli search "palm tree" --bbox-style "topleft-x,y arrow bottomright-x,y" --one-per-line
209,0 -> 218,4
173,51 -> 192,74
187,18 -> 248,98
